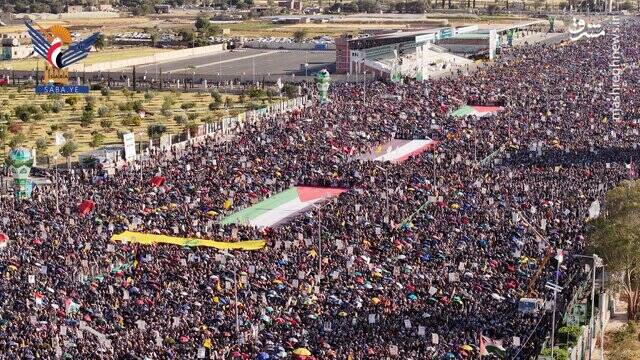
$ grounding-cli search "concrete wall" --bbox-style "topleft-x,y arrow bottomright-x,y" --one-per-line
27,11 -> 120,20
244,41 -> 336,51
70,44 -> 226,72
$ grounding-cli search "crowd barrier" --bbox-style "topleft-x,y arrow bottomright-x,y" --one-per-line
147,96 -> 310,155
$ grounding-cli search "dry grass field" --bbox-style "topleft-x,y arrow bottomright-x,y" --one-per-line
1,48 -> 171,71
0,86 -> 273,163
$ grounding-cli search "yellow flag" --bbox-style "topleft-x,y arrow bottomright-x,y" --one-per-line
203,338 -> 212,349
223,199 -> 232,210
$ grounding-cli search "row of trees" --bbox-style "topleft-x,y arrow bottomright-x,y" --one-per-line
325,0 -> 637,12
589,181 -> 640,320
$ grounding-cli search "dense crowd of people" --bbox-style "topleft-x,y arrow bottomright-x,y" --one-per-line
0,17 -> 638,360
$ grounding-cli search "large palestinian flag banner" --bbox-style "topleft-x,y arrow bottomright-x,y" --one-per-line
451,105 -> 503,118
357,139 -> 437,163
220,186 -> 346,228
480,335 -> 506,358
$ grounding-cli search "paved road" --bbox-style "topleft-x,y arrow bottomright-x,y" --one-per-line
134,48 -> 336,77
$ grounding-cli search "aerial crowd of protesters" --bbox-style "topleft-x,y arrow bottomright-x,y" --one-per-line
0,17 -> 638,360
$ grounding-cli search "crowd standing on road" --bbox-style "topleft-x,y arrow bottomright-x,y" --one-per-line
0,19 -> 638,360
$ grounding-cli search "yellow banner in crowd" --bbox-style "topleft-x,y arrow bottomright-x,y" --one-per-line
111,231 -> 265,250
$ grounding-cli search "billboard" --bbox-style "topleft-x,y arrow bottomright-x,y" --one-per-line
489,30 -> 497,60
123,132 -> 136,162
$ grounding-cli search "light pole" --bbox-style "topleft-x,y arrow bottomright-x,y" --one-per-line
313,200 -> 334,286
137,132 -> 144,185
548,253 -> 562,360
574,254 -> 603,360
222,251 -> 240,339
363,70 -> 367,105
375,165 -> 389,219
432,147 -> 437,188
53,154 -> 59,212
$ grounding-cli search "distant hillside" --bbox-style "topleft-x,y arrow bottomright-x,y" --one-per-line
0,1 -> 161,14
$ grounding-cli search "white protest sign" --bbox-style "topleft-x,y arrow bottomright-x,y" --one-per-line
389,345 -> 398,356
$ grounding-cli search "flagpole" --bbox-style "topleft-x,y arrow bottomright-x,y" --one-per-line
479,331 -> 482,360
550,257 -> 560,359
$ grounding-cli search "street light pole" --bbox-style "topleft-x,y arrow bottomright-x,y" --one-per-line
363,70 -> 367,106
234,264 -> 239,335
314,200 -> 334,286
223,251 -> 240,341
54,154 -> 59,212
600,266 -> 605,360
318,210 -> 322,279
550,258 -> 560,360
574,253 -> 603,360
433,148 -> 437,188
375,165 -> 389,219
590,256 -> 597,359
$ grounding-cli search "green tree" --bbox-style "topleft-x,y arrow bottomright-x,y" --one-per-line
282,83 -> 297,99
246,86 -> 266,100
209,101 -> 221,111
181,102 -> 196,110
174,114 -> 187,125
89,132 -> 105,148
195,16 -> 211,32
35,137 -> 48,155
0,124 -> 8,152
80,109 -> 95,127
588,180 -> 640,320
486,3 -> 499,14
211,90 -> 222,103
179,29 -> 196,46
14,105 -> 30,122
65,96 -> 80,108
59,141 -> 78,167
100,118 -> 113,130
293,29 -> 307,42
98,105 -> 111,118
147,123 -> 167,139
9,133 -> 26,148
357,0 -> 380,12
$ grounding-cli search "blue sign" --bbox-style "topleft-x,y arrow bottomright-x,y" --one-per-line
35,85 -> 90,94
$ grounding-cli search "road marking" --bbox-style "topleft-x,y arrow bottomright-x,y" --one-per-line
166,50 -> 283,74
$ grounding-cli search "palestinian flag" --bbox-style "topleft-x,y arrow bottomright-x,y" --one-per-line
451,105 -> 503,118
356,139 -> 437,163
480,335 -> 506,358
220,186 -> 346,228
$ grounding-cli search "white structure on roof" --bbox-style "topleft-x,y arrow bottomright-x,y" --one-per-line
357,43 -> 472,79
